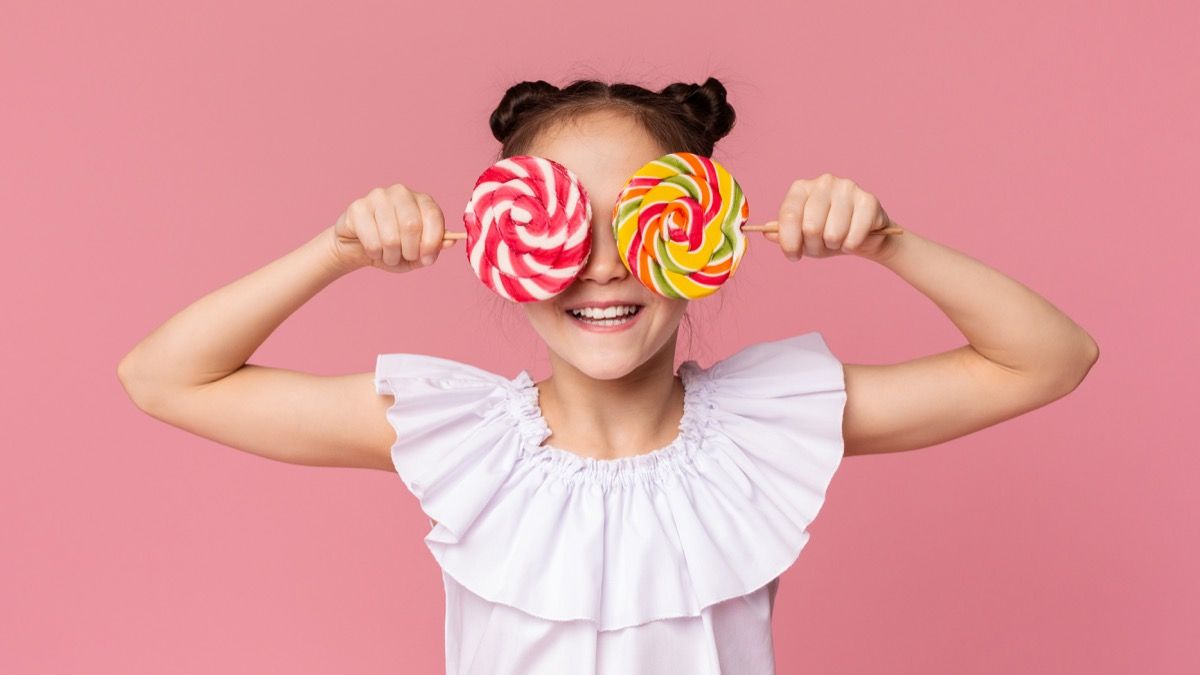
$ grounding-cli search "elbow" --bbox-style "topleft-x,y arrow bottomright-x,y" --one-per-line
117,363 -> 146,412
117,353 -> 162,414
1049,332 -> 1100,397
117,354 -> 138,400
1082,334 -> 1099,371
1075,330 -> 1100,377
1078,332 -> 1100,382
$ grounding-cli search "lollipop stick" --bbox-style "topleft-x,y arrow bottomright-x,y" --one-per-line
446,223 -> 903,241
743,221 -> 905,236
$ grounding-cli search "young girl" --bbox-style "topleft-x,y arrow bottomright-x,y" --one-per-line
117,77 -> 1099,674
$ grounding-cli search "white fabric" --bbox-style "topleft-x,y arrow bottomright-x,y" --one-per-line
374,331 -> 847,674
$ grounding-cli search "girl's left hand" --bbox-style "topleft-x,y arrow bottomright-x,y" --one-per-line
760,173 -> 896,262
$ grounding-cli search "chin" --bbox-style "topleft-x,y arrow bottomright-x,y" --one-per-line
565,355 -> 643,381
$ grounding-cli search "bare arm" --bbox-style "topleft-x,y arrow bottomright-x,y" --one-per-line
117,184 -> 454,470
840,230 -> 1098,456
763,174 -> 1098,457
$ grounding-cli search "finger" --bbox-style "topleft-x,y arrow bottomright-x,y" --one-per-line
823,180 -> 856,251
332,209 -> 350,237
777,182 -> 808,261
844,193 -> 879,252
392,190 -> 424,264
415,193 -> 446,265
371,190 -> 403,268
801,189 -> 831,258
349,200 -> 382,261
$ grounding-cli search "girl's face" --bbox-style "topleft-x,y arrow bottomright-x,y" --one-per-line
521,109 -> 689,380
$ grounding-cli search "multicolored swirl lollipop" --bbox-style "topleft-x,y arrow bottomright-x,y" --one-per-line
462,155 -> 593,303
612,152 -> 750,299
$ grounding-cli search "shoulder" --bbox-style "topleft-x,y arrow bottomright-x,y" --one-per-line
371,349 -> 542,502
701,331 -> 844,395
374,352 -> 511,396
687,331 -> 847,471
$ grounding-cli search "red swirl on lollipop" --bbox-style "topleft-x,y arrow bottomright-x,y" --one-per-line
461,155 -> 593,303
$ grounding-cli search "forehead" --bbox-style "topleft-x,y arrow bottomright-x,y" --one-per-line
525,110 -> 666,194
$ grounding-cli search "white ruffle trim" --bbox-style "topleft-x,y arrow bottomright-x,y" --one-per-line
374,331 -> 847,631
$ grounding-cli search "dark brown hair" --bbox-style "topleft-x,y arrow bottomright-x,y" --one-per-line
484,77 -> 738,359
488,77 -> 737,159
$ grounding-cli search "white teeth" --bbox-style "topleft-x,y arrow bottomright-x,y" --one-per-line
569,305 -> 640,320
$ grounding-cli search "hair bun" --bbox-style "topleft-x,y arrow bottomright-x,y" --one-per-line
659,77 -> 736,149
490,80 -> 561,145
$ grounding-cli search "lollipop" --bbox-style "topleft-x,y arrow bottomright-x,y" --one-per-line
612,152 -> 750,299
461,155 -> 592,303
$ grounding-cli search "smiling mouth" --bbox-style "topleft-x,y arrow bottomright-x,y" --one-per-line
564,304 -> 644,328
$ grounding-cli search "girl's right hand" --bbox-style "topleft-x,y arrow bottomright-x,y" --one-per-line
329,184 -> 457,273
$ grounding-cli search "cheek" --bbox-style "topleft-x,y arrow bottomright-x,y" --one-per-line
660,299 -> 689,323
522,302 -> 564,333
634,300 -> 687,337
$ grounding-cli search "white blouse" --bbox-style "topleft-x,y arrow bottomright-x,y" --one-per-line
374,331 -> 847,674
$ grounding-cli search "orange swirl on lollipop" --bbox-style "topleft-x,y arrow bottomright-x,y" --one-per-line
612,152 -> 749,299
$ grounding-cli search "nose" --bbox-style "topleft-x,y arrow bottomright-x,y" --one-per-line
576,210 -> 629,285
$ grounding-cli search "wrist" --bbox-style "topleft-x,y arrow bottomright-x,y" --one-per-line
861,228 -> 912,267
309,226 -> 363,279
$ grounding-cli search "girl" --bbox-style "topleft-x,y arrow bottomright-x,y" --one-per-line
117,77 -> 1099,674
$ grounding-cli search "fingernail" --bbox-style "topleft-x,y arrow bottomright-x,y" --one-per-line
421,255 -> 434,266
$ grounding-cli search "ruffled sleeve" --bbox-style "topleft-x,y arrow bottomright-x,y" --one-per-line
373,353 -> 533,543
704,330 -> 847,533
678,330 -> 848,609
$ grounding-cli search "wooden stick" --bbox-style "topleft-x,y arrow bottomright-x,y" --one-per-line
742,221 -> 905,236
442,222 -> 904,241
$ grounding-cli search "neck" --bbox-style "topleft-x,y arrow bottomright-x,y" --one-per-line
535,335 -> 685,460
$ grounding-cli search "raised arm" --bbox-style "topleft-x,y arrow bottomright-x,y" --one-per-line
117,184 -> 456,470
839,229 -> 1098,456
762,174 -> 1098,457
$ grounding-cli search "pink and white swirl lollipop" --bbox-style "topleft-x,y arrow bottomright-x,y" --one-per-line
461,155 -> 593,303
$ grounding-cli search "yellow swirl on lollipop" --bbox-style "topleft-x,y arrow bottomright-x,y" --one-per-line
612,152 -> 749,299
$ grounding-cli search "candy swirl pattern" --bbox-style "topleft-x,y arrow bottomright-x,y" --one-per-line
612,152 -> 749,299
463,155 -> 593,302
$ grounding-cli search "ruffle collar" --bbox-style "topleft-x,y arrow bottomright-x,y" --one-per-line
376,332 -> 846,631
500,360 -> 717,489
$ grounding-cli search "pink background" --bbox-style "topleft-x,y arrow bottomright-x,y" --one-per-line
4,1 -> 1195,672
